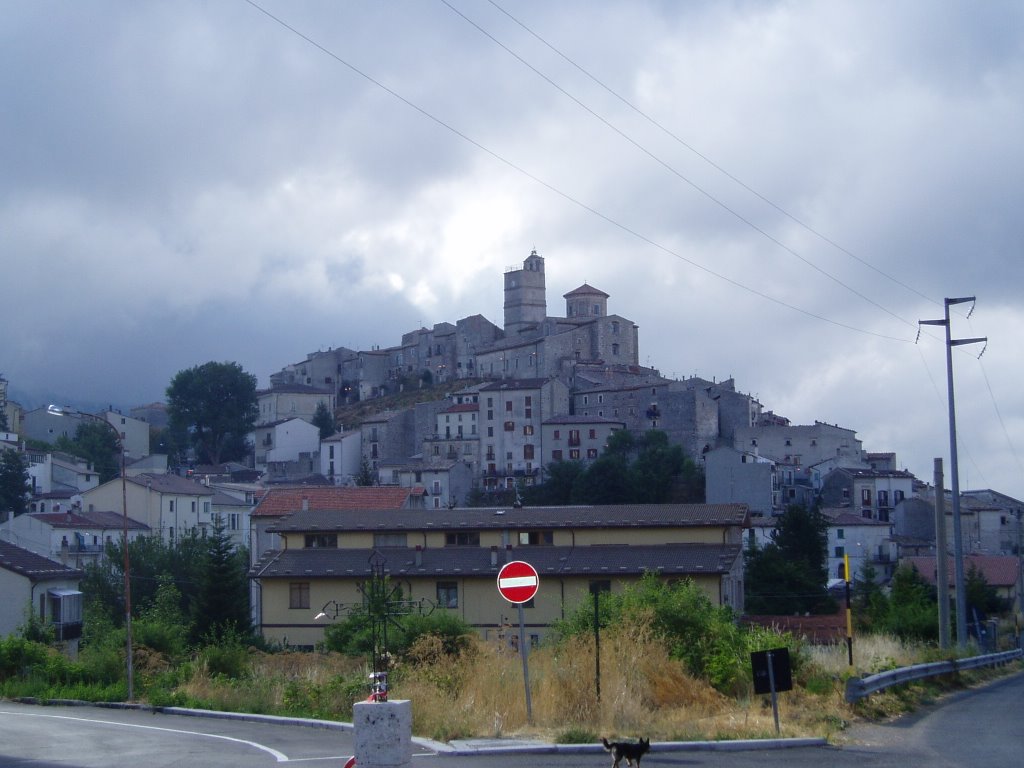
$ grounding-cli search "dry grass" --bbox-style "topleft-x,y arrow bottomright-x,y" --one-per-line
804,633 -> 922,677
392,623 -> 841,743
167,631 -> 1004,743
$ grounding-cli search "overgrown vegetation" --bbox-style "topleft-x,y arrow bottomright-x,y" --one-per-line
523,430 -> 705,506
744,504 -> 838,615
5,572 -> 1016,742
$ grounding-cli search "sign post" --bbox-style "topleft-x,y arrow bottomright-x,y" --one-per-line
751,647 -> 792,735
497,560 -> 539,723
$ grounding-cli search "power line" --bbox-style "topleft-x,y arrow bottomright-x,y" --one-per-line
484,0 -> 943,310
442,0 -> 916,332
241,0 -> 910,344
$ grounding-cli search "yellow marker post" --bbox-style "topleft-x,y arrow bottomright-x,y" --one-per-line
844,554 -> 853,666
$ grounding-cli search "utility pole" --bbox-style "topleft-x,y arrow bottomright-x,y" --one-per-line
934,458 -> 950,649
920,298 -> 986,648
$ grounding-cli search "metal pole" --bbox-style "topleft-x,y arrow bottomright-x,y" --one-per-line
920,298 -> 985,649
48,405 -> 133,700
766,650 -> 780,735
592,586 -> 601,701
844,554 -> 853,666
934,458 -> 950,649
120,444 -> 133,701
1017,511 -> 1024,649
943,300 -> 968,648
517,602 -> 532,723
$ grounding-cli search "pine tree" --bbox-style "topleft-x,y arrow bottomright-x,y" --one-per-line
191,515 -> 251,643
312,401 -> 337,440
0,448 -> 30,520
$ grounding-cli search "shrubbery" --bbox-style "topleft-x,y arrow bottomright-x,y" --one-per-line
550,573 -> 797,694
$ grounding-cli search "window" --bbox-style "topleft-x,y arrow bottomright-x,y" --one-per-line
506,401 -> 513,412
168,500 -> 175,512
835,546 -> 845,557
553,430 -> 560,440
523,425 -> 534,435
374,532 -> 408,547
305,534 -> 338,548
837,528 -> 845,539
569,449 -> 580,460
589,429 -> 596,439
289,582 -> 310,609
518,530 -> 553,545
587,448 -> 598,459
191,501 -> 196,513
589,579 -> 611,594
487,426 -> 493,437
445,532 -> 480,546
437,581 -> 458,609
611,343 -> 619,355
552,450 -> 563,461
524,444 -> 535,460
504,421 -> 515,431
229,513 -> 239,530
861,488 -> 872,506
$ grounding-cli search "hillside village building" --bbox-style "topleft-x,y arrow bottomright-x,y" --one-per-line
270,250 -> 772,491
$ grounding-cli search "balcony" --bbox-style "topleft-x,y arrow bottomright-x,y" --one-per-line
52,621 -> 83,642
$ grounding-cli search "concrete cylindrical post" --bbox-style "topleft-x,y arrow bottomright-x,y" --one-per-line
353,700 -> 412,768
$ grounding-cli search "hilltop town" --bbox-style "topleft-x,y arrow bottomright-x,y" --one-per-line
2,250 -> 1021,649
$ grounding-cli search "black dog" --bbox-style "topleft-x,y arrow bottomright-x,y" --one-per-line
601,737 -> 650,768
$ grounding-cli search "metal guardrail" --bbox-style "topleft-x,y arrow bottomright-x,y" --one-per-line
845,648 -> 1023,703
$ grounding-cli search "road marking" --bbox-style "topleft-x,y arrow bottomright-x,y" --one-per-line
0,710 -> 290,762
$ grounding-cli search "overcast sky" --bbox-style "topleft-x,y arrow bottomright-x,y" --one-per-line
3,1 -> 1022,499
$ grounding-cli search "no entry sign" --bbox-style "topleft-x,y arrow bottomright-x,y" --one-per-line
497,560 -> 540,604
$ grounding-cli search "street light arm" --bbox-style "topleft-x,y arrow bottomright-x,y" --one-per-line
48,403 -> 134,701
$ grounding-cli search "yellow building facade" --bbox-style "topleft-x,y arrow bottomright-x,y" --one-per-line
251,503 -> 749,648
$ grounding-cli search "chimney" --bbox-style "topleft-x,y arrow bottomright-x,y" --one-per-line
490,545 -> 498,567
415,545 -> 423,567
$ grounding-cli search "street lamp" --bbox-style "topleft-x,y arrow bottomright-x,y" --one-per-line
48,404 -> 133,701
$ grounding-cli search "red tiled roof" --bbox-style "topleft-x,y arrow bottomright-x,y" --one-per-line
443,403 -> 479,413
251,486 -> 421,517
743,608 -> 847,643
904,555 -> 1020,588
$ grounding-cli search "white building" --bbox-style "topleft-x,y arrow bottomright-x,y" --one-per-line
252,417 -> 321,471
320,430 -> 362,485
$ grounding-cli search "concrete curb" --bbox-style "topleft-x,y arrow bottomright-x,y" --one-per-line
440,738 -> 827,755
9,698 -> 826,754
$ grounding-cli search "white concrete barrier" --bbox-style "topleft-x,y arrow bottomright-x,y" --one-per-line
353,700 -> 412,768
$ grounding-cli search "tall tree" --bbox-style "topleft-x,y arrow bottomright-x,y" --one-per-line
312,401 -> 337,440
56,421 -> 120,483
0,448 -> 30,519
192,515 -> 251,642
355,456 -> 376,486
166,361 -> 258,465
744,504 -> 835,615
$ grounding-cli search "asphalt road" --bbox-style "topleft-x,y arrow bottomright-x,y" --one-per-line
2,672 -> 1023,768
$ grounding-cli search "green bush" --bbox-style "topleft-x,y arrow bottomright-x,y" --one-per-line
0,636 -> 51,679
551,573 -> 794,694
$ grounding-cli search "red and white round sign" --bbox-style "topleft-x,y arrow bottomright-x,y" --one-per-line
497,560 -> 540,604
